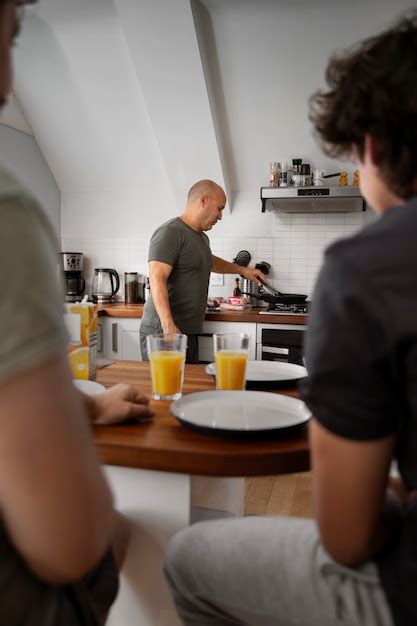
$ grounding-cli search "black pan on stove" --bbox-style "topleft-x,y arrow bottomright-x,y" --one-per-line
242,291 -> 308,305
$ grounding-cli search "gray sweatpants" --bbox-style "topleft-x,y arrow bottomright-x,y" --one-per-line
164,516 -> 394,626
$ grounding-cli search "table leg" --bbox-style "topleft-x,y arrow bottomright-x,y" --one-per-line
103,467 -> 246,626
191,476 -> 245,522
104,466 -> 189,626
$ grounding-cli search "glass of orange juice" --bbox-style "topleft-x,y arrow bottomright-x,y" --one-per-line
147,334 -> 187,400
213,333 -> 249,390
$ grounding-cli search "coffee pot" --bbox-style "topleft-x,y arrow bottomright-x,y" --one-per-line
61,252 -> 86,302
92,268 -> 120,303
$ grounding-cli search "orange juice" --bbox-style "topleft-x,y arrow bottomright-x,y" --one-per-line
149,350 -> 185,397
215,350 -> 248,390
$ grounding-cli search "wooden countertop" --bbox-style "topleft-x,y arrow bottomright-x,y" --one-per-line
98,303 -> 307,325
95,361 -> 310,477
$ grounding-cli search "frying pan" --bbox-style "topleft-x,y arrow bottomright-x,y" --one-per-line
242,292 -> 308,305
242,283 -> 308,305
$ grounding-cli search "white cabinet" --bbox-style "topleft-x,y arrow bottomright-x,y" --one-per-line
99,318 -> 142,361
199,321 -> 257,363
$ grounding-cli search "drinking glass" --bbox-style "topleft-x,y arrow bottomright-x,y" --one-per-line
213,333 -> 249,390
147,334 -> 187,400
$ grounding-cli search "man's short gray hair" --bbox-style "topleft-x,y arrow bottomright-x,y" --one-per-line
187,180 -> 221,201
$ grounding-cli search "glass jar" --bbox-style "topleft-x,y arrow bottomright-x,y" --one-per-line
124,272 -> 139,304
269,161 -> 280,187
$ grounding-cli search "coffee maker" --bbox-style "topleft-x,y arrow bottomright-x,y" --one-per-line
61,252 -> 86,302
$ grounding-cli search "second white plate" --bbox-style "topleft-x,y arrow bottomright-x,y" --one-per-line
73,379 -> 105,396
205,360 -> 307,386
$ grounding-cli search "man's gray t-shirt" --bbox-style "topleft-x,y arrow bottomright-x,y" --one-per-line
142,217 -> 212,334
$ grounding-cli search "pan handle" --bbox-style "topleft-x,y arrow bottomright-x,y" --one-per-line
241,291 -> 262,299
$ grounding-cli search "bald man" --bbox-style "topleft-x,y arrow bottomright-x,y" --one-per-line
140,180 -> 266,363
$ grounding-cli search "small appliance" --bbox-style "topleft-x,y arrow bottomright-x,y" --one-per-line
61,252 -> 86,302
92,268 -> 120,303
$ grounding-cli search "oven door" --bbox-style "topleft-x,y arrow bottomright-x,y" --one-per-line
256,323 -> 307,365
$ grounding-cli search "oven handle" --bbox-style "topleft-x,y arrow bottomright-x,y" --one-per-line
260,346 -> 289,355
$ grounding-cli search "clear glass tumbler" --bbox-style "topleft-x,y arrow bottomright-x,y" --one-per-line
213,333 -> 250,390
147,334 -> 187,400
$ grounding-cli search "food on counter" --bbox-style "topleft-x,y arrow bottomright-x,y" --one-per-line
339,170 -> 349,186
352,169 -> 360,186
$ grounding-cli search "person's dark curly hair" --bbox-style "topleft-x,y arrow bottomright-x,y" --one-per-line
310,11 -> 417,199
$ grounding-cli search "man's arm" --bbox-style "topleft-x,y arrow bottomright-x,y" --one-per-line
0,354 -> 115,585
310,418 -> 398,566
148,260 -> 181,334
211,255 -> 267,284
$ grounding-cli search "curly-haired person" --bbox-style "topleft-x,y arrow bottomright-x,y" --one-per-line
164,11 -> 417,626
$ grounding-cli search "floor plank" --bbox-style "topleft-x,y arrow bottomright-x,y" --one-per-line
244,475 -> 276,515
245,472 -> 313,518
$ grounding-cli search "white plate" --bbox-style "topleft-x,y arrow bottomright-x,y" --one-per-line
171,390 -> 310,439
73,379 -> 105,396
205,360 -> 307,386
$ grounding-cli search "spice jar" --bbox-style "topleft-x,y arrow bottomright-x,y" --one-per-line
124,272 -> 139,304
269,162 -> 280,187
278,161 -> 288,187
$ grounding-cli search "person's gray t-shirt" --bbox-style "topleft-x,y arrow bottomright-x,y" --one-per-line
0,169 -> 118,625
142,217 -> 212,334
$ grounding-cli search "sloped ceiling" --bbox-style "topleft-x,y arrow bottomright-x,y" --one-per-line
0,94 -> 33,135
12,0 -> 229,212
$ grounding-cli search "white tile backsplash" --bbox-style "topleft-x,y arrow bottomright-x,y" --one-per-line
61,210 -> 366,301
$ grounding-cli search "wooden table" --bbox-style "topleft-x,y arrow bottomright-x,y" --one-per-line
96,361 -> 309,476
96,361 -> 310,626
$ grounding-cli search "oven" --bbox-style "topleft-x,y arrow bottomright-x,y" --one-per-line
256,323 -> 307,365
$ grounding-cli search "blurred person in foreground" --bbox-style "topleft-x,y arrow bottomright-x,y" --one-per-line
140,179 -> 267,363
0,1 -> 154,624
164,12 -> 417,626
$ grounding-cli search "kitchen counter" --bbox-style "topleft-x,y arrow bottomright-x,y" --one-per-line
98,302 -> 307,325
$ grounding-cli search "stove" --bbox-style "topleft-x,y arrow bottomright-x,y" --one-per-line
258,302 -> 310,315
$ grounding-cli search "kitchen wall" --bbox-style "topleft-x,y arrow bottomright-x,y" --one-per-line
0,124 -> 61,233
63,210 -> 370,300
9,0 -> 413,299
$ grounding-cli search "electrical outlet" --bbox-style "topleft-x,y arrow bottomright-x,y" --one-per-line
210,273 -> 224,286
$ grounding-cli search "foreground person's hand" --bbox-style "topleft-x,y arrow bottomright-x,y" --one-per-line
90,383 -> 154,425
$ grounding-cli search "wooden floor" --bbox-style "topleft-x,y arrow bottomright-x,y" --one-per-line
245,472 -> 313,517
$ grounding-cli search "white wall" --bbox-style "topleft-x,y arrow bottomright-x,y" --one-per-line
13,0 -> 415,298
0,124 -> 61,233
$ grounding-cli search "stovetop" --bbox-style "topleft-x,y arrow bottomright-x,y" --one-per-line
258,302 -> 310,315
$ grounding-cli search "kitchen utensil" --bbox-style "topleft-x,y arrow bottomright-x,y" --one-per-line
125,272 -> 139,304
233,250 -> 251,267
171,390 -> 311,440
240,278 -> 260,304
241,290 -> 308,305
255,261 -> 271,275
92,268 -> 120,303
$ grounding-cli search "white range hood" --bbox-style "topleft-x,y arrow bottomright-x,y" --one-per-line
260,185 -> 365,213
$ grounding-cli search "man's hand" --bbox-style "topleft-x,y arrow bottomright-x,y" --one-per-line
90,384 -> 154,425
240,266 -> 267,285
162,321 -> 182,334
